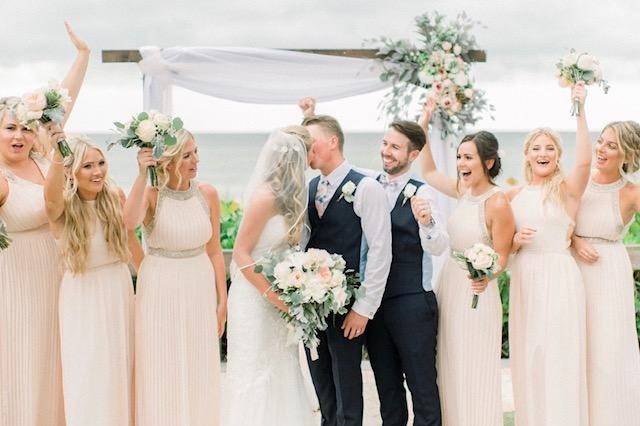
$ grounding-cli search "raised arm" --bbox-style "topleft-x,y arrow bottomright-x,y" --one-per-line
418,98 -> 459,198
564,82 -> 591,200
232,188 -> 288,312
123,148 -> 155,230
60,22 -> 90,127
43,125 -> 68,225
201,183 -> 229,337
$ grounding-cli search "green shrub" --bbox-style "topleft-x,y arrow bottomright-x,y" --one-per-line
220,200 -> 242,250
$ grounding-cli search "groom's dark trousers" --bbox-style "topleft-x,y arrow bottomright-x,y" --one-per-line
305,170 -> 366,426
366,177 -> 442,426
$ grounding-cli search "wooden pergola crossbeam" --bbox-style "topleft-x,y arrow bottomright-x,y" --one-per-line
101,48 -> 486,63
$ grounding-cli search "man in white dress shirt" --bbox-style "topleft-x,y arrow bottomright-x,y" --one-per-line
299,102 -> 392,426
301,98 -> 448,425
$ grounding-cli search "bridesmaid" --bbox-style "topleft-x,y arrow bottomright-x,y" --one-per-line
419,100 -> 515,426
124,129 -> 228,425
507,83 -> 590,425
572,120 -> 640,425
0,23 -> 88,426
44,134 -> 139,425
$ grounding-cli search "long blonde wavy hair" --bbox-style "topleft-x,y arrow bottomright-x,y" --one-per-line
155,129 -> 196,189
601,120 -> 640,178
523,127 -> 566,207
61,136 -> 129,274
272,125 -> 313,246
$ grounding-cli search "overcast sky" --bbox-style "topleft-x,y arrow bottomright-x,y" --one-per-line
2,0 -> 639,132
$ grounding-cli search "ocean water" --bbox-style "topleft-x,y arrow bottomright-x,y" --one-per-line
91,131 -> 582,199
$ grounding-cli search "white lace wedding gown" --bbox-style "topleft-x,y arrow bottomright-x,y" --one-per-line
223,215 -> 316,425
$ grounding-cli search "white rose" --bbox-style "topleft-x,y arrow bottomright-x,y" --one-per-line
135,119 -> 157,143
463,247 -> 478,262
418,71 -> 435,85
153,113 -> 171,131
464,88 -> 474,99
13,103 -> 28,123
562,52 -> 578,67
331,286 -> 348,308
330,271 -> 345,288
576,54 -> 596,71
453,44 -> 462,55
454,72 -> 468,86
274,262 -> 292,283
442,41 -> 453,51
304,282 -> 327,303
554,68 -> 562,78
403,183 -> 417,198
471,252 -> 494,270
342,181 -> 356,194
26,110 -> 43,121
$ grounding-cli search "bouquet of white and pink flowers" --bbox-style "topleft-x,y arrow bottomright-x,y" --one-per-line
0,219 -> 11,251
452,243 -> 500,309
16,80 -> 73,157
555,49 -> 609,116
109,111 -> 183,187
255,247 -> 362,359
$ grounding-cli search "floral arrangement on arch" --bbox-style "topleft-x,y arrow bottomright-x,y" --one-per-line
369,11 -> 493,138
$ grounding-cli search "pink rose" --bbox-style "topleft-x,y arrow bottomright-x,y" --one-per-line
21,91 -> 47,112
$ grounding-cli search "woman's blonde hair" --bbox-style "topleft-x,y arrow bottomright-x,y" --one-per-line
0,96 -> 51,158
268,125 -> 312,246
601,121 -> 640,177
61,136 -> 129,274
156,129 -> 195,189
523,127 -> 565,206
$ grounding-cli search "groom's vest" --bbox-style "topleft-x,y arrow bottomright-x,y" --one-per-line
380,177 -> 433,300
307,169 -> 366,275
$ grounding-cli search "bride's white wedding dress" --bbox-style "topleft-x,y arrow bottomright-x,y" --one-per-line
223,215 -> 316,425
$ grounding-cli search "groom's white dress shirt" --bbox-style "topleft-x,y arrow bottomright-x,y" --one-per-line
315,160 -> 392,319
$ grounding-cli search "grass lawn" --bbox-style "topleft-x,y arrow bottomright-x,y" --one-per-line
504,412 -> 515,425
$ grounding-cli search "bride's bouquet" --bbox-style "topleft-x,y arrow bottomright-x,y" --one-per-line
452,243 -> 500,309
555,49 -> 609,116
255,247 -> 362,359
0,219 -> 11,251
16,80 -> 73,157
109,111 -> 183,187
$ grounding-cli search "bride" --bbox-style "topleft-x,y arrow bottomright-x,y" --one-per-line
224,126 -> 316,425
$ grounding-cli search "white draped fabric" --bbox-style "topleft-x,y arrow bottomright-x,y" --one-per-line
138,46 -> 391,112
137,45 -> 456,283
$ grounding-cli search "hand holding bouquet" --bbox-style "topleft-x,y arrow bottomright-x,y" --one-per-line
556,49 -> 609,116
452,243 -> 500,309
255,248 -> 363,359
109,111 -> 183,187
16,80 -> 73,157
0,220 -> 11,251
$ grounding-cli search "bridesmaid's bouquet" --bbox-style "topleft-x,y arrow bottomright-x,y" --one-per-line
109,111 -> 183,187
0,219 -> 11,250
452,243 -> 499,309
16,80 -> 73,157
555,49 -> 609,116
255,247 -> 362,360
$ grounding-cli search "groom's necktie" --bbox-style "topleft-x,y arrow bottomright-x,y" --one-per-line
315,178 -> 331,217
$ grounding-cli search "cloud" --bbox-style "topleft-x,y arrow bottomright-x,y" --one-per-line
2,0 -> 639,131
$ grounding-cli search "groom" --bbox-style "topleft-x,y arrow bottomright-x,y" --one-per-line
301,98 -> 447,425
300,101 -> 392,426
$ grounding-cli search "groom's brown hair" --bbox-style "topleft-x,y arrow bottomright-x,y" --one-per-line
302,115 -> 345,151
389,120 -> 426,152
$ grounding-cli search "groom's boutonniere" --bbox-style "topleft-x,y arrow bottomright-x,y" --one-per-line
338,181 -> 357,203
402,183 -> 417,205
